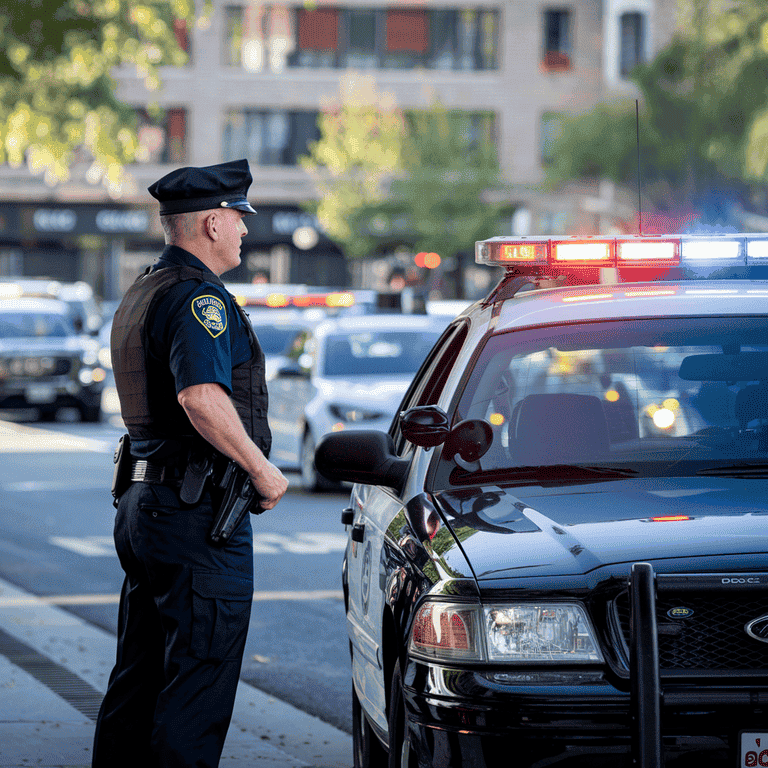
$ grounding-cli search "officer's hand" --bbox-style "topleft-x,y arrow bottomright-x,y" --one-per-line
252,461 -> 288,510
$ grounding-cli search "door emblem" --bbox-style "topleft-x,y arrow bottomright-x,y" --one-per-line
361,542 -> 372,615
745,614 -> 768,643
667,606 -> 695,620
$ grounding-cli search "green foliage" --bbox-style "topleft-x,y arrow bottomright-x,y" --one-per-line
301,80 -> 407,259
544,0 -> 768,218
302,85 -> 508,260
388,105 -> 507,260
0,0 -> 196,192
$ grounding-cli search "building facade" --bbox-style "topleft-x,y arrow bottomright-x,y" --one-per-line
0,0 -> 678,299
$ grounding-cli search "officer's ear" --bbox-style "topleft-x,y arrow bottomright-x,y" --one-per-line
202,211 -> 219,241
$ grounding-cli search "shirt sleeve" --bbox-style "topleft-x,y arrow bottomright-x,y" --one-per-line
167,283 -> 235,394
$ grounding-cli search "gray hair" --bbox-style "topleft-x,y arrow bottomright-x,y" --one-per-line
160,212 -> 199,243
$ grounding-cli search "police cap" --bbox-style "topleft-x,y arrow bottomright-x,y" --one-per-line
148,159 -> 257,216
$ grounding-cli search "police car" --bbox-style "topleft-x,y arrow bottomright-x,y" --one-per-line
315,233 -> 768,767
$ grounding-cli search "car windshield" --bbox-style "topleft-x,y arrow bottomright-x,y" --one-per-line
0,311 -> 72,339
441,315 -> 768,484
252,325 -> 305,356
322,330 -> 441,376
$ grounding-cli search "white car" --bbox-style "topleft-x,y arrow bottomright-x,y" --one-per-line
267,313 -> 448,490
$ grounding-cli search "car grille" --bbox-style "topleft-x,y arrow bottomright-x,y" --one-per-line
613,591 -> 768,673
0,356 -> 72,378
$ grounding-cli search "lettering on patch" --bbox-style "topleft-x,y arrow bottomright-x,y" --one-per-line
191,294 -> 227,338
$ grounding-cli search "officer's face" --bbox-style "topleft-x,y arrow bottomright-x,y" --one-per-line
216,209 -> 248,271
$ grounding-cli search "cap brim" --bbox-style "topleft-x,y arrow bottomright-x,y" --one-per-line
230,201 -> 257,214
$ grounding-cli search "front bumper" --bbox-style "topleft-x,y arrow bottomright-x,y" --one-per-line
0,378 -> 102,412
404,660 -> 762,766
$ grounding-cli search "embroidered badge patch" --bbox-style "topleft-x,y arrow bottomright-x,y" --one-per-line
191,294 -> 227,338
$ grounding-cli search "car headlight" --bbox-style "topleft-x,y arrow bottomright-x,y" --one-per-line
409,601 -> 603,664
328,404 -> 386,422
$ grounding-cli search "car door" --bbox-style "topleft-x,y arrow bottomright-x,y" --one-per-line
267,329 -> 314,467
346,320 -> 470,731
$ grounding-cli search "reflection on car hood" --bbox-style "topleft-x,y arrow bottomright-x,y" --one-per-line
433,478 -> 768,585
0,336 -> 93,354
317,376 -> 414,406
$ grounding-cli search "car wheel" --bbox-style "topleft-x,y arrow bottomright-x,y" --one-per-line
387,659 -> 417,768
353,684 -> 387,768
79,403 -> 101,423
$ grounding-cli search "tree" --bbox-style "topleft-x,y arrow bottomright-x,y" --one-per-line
302,82 -> 509,294
388,104 -> 508,289
0,0 -> 197,194
544,0 -> 768,228
300,76 -> 407,260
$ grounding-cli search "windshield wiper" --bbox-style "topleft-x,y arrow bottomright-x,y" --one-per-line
696,464 -> 768,478
452,464 -> 638,486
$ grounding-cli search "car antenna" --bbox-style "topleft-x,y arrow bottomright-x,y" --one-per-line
636,99 -> 643,236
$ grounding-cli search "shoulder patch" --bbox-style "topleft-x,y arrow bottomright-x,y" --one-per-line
191,294 -> 228,338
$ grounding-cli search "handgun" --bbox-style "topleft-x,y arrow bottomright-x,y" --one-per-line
209,462 -> 263,545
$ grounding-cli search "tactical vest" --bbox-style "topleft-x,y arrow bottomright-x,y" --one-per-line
111,265 -> 271,456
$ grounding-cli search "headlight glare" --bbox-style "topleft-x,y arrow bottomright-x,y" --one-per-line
485,604 -> 603,662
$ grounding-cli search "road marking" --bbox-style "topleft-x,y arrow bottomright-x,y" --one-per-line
0,421 -> 113,453
48,532 -> 348,557
0,590 -> 343,608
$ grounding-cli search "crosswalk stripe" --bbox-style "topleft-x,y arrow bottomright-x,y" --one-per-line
48,532 -> 348,557
0,590 -> 343,607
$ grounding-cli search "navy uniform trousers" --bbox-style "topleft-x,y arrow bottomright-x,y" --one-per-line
92,480 -> 254,768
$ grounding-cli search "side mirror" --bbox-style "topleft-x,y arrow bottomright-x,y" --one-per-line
315,430 -> 408,492
443,419 -> 493,471
275,361 -> 309,378
400,405 -> 450,448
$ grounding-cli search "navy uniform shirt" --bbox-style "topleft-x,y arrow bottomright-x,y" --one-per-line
132,245 -> 253,460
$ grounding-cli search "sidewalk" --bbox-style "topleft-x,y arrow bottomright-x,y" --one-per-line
0,576 -> 352,767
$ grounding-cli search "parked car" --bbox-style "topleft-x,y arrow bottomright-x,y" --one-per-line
316,232 -> 768,767
268,313 -> 447,490
0,297 -> 106,421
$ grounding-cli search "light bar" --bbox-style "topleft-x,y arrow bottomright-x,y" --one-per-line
552,241 -> 612,265
476,234 -> 768,269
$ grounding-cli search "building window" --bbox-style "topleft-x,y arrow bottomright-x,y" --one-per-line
620,12 -> 645,78
540,112 -> 564,166
136,108 -> 187,164
342,8 -> 379,68
223,4 -> 296,72
296,7 -> 339,67
543,9 -> 572,71
222,110 -> 320,166
288,6 -> 498,71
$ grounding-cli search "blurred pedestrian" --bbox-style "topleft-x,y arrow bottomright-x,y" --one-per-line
92,159 -> 287,768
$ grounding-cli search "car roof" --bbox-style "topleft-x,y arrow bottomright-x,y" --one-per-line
313,313 -> 448,337
491,278 -> 768,333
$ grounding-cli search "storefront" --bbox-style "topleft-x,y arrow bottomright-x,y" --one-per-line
0,202 -> 347,299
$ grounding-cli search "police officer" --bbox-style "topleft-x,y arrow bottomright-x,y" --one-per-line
92,159 -> 288,768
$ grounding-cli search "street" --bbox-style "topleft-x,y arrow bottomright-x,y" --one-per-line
0,415 -> 354,736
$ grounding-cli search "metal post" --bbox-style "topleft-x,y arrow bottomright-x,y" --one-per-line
629,561 -> 662,768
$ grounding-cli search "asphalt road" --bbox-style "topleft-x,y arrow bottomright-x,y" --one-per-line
0,413 -> 354,735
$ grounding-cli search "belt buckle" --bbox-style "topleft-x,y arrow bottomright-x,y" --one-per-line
131,460 -> 166,483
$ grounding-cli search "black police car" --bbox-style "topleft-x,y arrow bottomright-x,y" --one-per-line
0,295 -> 106,421
316,233 -> 768,767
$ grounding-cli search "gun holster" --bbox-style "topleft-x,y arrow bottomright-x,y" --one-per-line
111,434 -> 132,506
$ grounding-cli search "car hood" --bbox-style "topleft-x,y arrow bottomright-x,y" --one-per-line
0,336 -> 91,355
316,375 -> 413,408
432,478 -> 768,586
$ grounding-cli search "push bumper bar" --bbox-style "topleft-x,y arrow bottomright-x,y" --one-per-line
629,563 -> 768,767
